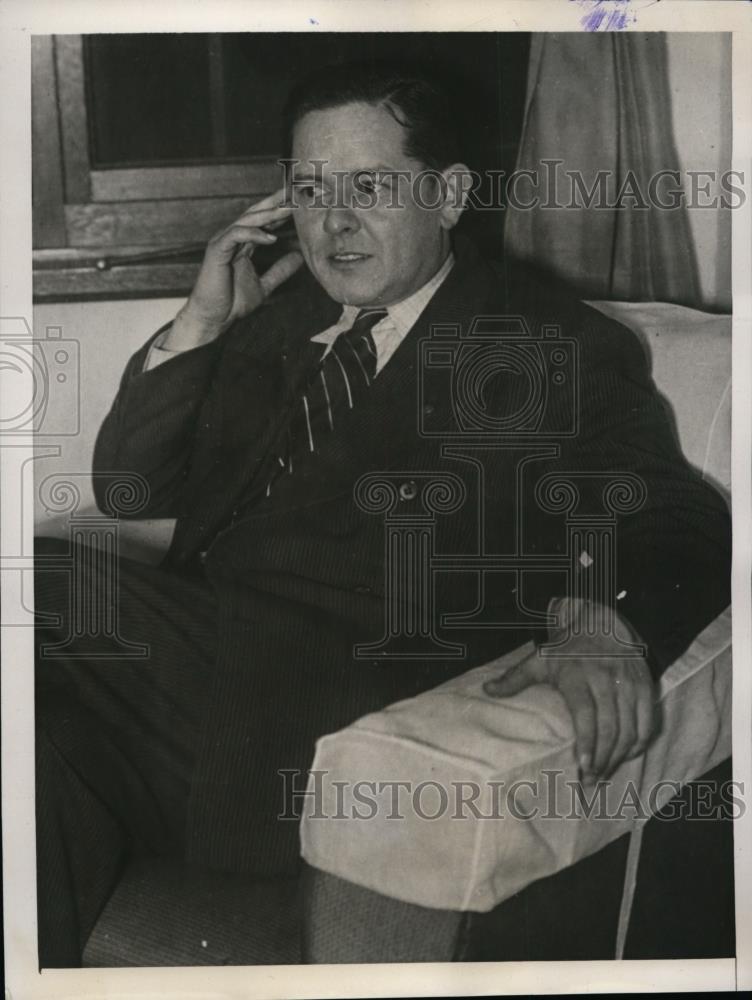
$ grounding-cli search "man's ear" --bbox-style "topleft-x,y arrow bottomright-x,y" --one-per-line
438,163 -> 472,231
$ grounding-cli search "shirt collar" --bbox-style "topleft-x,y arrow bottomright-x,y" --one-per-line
337,250 -> 455,339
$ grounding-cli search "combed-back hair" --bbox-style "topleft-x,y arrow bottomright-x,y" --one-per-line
282,58 -> 463,170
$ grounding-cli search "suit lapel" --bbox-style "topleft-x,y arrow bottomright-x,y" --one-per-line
243,237 -> 502,516
171,279 -> 340,556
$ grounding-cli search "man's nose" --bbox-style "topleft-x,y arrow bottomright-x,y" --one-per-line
323,205 -> 360,236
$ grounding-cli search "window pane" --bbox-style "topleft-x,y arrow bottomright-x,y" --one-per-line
85,34 -> 213,167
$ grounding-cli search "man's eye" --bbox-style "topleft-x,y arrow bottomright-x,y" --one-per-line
354,173 -> 385,194
294,183 -> 324,202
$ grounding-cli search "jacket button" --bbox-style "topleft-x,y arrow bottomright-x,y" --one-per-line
198,550 -> 208,564
399,480 -> 417,501
423,403 -> 435,415
354,585 -> 372,595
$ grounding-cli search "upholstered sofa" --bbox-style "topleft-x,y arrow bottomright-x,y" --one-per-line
33,298 -> 732,964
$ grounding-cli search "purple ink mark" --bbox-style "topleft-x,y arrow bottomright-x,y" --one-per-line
574,0 -> 637,32
309,17 -> 319,25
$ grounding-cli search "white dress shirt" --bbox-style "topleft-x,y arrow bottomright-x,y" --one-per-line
143,251 -> 455,374
308,251 -> 454,374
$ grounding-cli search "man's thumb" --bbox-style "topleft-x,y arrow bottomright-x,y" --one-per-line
260,250 -> 304,296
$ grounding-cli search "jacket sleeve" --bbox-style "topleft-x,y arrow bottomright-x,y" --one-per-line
524,305 -> 731,679
92,325 -> 224,518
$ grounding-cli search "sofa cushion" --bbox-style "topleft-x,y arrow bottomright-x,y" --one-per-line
83,859 -> 301,967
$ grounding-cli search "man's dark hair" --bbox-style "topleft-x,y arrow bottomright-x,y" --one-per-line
282,58 -> 463,171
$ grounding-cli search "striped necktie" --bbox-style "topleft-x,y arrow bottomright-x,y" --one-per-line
265,307 -> 388,494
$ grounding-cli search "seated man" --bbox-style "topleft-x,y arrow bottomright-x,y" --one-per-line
34,59 -> 731,967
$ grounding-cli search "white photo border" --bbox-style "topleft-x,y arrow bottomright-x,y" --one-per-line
2,1 -> 750,996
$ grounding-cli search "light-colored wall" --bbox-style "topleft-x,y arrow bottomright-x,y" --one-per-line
666,32 -> 732,312
33,297 -> 183,532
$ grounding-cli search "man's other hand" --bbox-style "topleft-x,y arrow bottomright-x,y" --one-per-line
165,188 -> 304,351
483,608 -> 657,784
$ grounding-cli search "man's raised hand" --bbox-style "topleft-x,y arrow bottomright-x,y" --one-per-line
165,189 -> 304,351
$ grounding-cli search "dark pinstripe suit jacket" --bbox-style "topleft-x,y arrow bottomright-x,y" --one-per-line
94,236 -> 731,876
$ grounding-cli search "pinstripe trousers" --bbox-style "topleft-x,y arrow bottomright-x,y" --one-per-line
34,536 -> 218,967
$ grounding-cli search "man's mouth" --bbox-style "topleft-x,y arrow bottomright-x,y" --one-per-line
328,252 -> 372,266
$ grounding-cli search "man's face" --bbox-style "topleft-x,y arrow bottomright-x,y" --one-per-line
290,101 -> 452,307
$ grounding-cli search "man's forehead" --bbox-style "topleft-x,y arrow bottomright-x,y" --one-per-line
289,161 -> 401,181
291,102 -> 415,171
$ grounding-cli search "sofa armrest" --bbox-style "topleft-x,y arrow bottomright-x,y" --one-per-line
35,511 -> 176,566
300,607 -> 731,913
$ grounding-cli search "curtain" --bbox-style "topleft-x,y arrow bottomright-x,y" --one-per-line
504,33 -> 700,306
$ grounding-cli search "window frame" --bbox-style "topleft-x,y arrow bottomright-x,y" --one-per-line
32,33 -> 280,302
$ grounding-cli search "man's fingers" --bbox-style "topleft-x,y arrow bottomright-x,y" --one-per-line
259,251 -> 305,297
587,675 -> 619,778
483,650 -> 547,698
238,186 -> 289,214
631,673 -> 656,758
557,672 -> 598,779
235,197 -> 292,229
227,252 -> 264,318
210,225 -> 279,262
262,216 -> 294,232
603,674 -> 638,777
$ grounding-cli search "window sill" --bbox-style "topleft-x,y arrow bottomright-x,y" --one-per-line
33,247 -> 201,303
